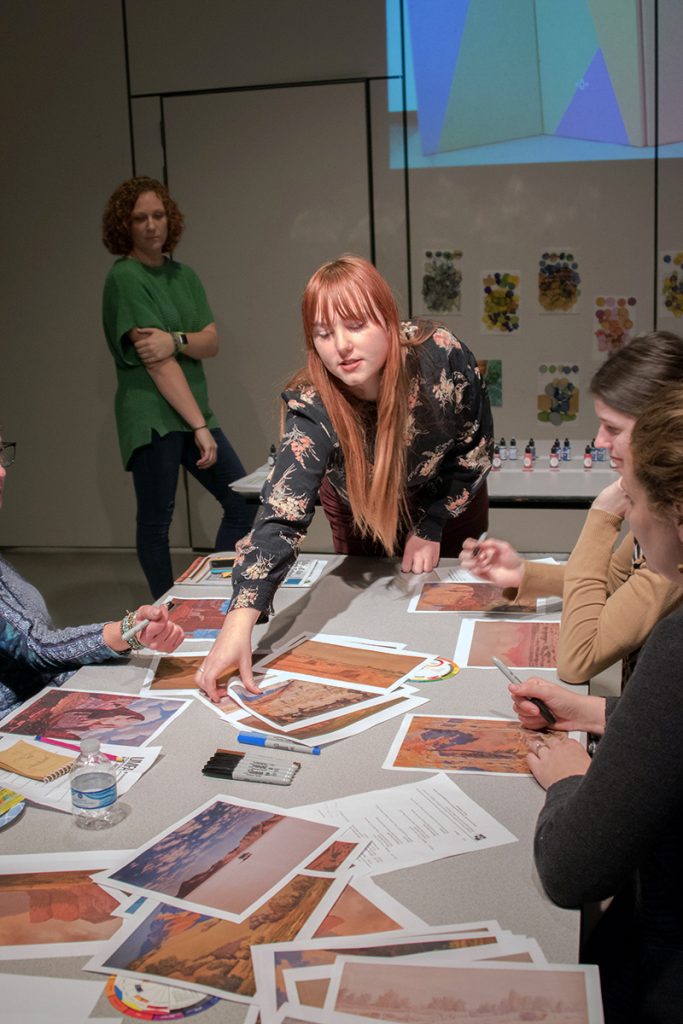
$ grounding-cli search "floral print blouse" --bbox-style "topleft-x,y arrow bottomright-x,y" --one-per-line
232,325 -> 493,619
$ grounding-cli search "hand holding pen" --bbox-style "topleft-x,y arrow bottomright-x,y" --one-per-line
118,600 -> 183,653
493,660 -> 607,737
459,536 -> 525,590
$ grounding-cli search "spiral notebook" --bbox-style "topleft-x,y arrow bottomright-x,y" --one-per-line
0,739 -> 75,782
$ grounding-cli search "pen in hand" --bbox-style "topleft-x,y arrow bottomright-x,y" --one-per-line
121,599 -> 175,642
471,531 -> 488,557
491,655 -> 557,725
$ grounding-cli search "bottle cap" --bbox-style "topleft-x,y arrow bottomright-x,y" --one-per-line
80,737 -> 100,754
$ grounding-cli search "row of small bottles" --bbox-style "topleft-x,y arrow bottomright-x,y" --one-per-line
492,438 -> 615,470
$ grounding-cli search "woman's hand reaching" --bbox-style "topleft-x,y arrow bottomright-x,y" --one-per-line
459,536 -> 525,589
196,607 -> 261,702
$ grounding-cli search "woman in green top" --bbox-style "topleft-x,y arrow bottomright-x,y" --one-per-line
101,177 -> 254,598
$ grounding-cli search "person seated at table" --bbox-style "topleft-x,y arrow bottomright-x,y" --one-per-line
0,438 -> 183,719
509,384 -> 683,1022
460,330 -> 683,685
198,254 -> 493,698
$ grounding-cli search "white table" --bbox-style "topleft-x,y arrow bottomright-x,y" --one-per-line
232,445 -> 617,510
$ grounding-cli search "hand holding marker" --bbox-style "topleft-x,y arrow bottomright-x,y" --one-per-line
121,599 -> 175,643
492,656 -> 557,726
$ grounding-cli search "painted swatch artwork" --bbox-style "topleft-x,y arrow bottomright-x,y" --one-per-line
661,251 -> 683,318
594,295 -> 636,355
421,248 -> 462,313
476,359 -> 502,407
481,272 -> 520,334
538,251 -> 581,312
537,363 -> 579,425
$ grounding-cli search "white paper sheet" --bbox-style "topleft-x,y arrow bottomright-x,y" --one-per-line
292,773 -> 516,875
1,973 -> 109,1023
0,734 -> 161,812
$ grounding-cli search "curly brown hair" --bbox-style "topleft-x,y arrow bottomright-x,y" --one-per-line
101,176 -> 184,255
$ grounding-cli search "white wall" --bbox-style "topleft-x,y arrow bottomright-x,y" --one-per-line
1,0 -> 681,560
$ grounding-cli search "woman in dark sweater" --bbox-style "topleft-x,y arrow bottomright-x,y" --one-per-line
508,384 -> 683,1022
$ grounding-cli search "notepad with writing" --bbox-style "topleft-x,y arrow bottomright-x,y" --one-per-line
0,739 -> 75,782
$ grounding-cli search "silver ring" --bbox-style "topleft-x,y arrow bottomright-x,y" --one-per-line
198,667 -> 205,674
535,740 -> 544,754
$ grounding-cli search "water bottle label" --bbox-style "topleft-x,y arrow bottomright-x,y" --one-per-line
71,778 -> 117,810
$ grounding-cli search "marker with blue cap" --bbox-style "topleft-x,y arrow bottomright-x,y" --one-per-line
237,732 -> 321,756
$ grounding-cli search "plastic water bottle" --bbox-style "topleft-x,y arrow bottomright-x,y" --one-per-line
70,738 -> 119,829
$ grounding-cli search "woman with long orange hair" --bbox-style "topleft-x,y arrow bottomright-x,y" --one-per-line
198,255 -> 493,696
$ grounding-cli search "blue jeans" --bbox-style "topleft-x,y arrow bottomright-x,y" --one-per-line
130,428 -> 255,598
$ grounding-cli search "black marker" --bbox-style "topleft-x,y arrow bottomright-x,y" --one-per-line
492,656 -> 557,726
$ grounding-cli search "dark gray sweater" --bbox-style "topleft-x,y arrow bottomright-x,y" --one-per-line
535,602 -> 683,1017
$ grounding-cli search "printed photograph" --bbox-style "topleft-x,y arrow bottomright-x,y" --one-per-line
455,619 -> 559,669
97,874 -> 335,1001
259,637 -> 427,691
166,597 -> 232,638
0,868 -> 122,951
304,841 -> 359,874
228,675 -> 384,731
388,715 -> 533,775
412,582 -> 534,614
104,797 -> 338,920
331,958 -> 597,1023
0,688 -> 186,747
145,656 -> 232,693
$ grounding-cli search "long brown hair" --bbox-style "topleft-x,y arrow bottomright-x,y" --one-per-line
291,255 -> 429,554
590,330 -> 683,415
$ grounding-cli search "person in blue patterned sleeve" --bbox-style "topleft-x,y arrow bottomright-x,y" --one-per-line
0,438 -> 183,719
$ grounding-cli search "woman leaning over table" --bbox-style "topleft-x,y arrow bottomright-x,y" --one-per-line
198,254 -> 493,699
460,330 -> 683,686
509,384 -> 683,1022
0,438 -> 183,720
101,177 -> 254,600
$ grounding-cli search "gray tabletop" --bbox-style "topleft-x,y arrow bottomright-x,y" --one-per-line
1,556 -> 580,1022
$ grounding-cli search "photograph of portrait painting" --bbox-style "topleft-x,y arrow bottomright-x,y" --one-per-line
98,875 -> 334,1000
263,639 -> 426,690
464,619 -> 559,668
0,868 -> 122,948
390,715 -> 532,774
415,582 -> 534,614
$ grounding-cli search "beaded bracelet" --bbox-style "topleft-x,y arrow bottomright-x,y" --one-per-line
121,610 -> 144,651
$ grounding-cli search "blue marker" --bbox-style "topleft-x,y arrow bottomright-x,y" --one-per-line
237,732 -> 321,756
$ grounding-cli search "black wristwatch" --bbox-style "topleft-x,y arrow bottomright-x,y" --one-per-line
172,331 -> 189,354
